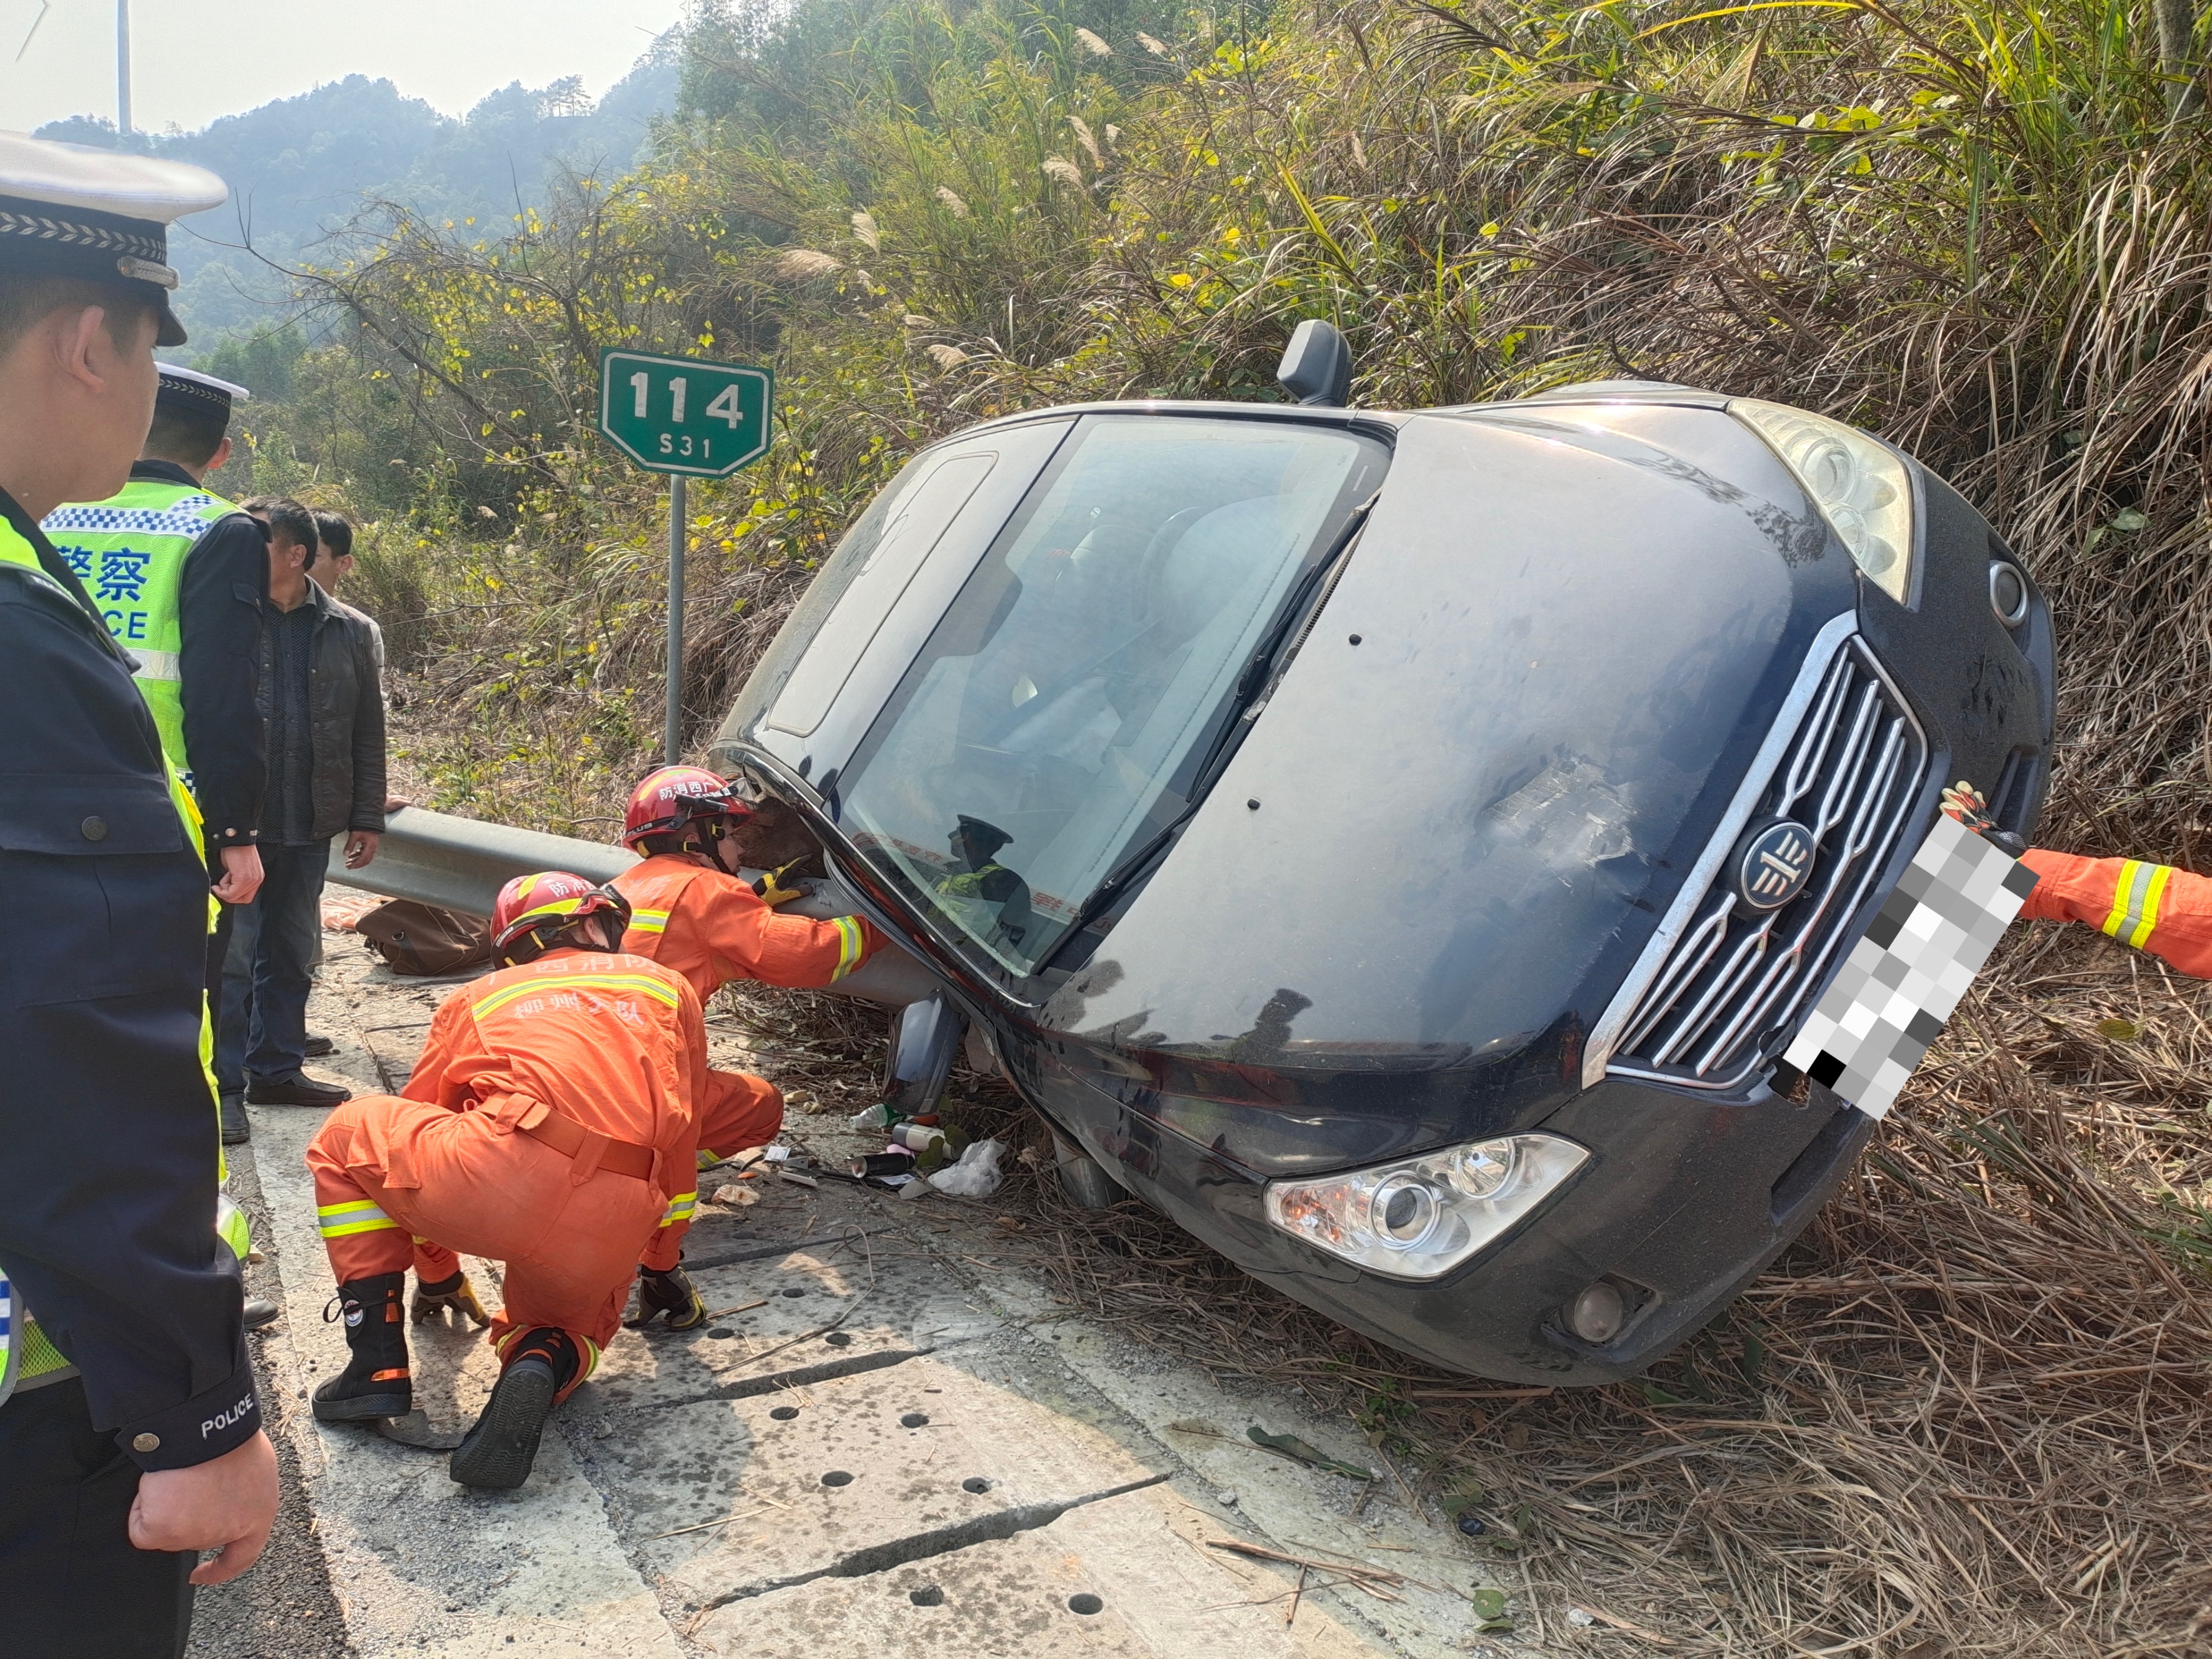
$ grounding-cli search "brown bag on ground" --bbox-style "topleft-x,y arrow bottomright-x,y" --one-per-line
356,899 -> 492,976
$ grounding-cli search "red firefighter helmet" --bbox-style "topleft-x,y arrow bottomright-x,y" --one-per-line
489,871 -> 632,965
622,765 -> 753,853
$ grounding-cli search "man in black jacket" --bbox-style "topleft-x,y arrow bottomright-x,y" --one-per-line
0,133 -> 278,1657
219,498 -> 385,1119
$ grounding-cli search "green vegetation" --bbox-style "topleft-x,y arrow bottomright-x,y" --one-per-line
200,5 -> 2212,1648
217,0 -> 2212,852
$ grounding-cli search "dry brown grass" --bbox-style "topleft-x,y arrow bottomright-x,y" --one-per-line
760,922 -> 2210,1658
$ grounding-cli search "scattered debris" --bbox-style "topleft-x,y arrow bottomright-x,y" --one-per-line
374,1411 -> 465,1452
929,1138 -> 1006,1198
1471,1587 -> 1512,1633
1215,1489 -> 1239,1507
1203,1538 -> 1405,1600
1247,1425 -> 1377,1482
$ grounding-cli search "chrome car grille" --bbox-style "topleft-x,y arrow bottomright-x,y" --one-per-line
1593,622 -> 1928,1092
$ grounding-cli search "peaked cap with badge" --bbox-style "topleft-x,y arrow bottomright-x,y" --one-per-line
0,129 -> 226,346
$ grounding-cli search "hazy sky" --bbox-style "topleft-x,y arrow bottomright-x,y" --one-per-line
0,1 -> 687,135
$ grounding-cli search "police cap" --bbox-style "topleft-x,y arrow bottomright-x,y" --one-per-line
156,362 -> 250,421
0,130 -> 227,347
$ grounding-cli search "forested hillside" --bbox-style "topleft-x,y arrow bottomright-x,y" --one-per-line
199,4 -> 2212,1651
36,46 -> 677,337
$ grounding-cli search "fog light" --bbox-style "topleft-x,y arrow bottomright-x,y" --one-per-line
1566,1281 -> 1625,1344
1264,1134 -> 1589,1281
1989,560 -> 2029,627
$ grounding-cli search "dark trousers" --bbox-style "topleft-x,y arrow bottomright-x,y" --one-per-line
216,838 -> 329,1092
0,1379 -> 194,1658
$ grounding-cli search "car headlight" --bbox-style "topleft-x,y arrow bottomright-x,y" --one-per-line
1262,1134 -> 1589,1280
1730,399 -> 1916,605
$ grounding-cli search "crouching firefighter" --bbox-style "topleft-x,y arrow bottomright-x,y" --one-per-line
303,871 -> 706,1488
610,766 -> 886,1329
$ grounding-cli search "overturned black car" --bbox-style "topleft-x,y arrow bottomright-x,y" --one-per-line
709,329 -> 2055,1384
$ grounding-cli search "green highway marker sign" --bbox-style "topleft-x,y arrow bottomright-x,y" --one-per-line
597,348 -> 773,478
597,348 -> 774,763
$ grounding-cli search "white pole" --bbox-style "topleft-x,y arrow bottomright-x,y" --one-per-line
115,0 -> 131,135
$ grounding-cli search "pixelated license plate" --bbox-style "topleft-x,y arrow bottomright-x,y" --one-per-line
1783,811 -> 2039,1118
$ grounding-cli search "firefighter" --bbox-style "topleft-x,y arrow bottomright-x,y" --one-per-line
0,133 -> 278,1650
611,766 -> 885,1328
1939,780 -> 2212,979
2012,849 -> 2212,979
303,872 -> 706,1490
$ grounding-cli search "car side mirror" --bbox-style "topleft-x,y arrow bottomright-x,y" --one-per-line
1276,319 -> 1353,408
881,990 -> 963,1118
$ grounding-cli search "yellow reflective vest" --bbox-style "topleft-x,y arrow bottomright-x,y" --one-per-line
43,478 -> 240,796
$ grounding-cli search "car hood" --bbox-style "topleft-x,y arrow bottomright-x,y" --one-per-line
1034,402 -> 1859,1172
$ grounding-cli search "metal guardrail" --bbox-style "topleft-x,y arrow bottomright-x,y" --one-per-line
325,806 -> 635,915
326,806 -> 938,1006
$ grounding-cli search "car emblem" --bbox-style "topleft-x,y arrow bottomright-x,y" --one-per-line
1735,819 -> 1816,911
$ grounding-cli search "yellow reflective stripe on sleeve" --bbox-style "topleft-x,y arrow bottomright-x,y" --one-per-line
317,1200 -> 401,1238
829,915 -> 864,982
629,909 -> 670,934
658,1192 -> 697,1227
2101,860 -> 2173,950
696,1148 -> 723,1171
469,972 -> 683,1021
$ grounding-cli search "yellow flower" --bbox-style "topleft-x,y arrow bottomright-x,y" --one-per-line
1167,272 -> 1195,289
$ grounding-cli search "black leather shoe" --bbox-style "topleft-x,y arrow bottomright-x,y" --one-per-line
219,1092 -> 251,1145
244,1296 -> 282,1329
246,1073 -> 351,1108
304,1032 -> 337,1057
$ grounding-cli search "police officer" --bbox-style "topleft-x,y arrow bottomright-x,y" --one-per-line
45,363 -> 269,1145
0,133 -> 279,1654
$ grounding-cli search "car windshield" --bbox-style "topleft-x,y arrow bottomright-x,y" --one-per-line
837,414 -> 1388,976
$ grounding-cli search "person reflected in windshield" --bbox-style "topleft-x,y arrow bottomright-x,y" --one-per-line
935,815 -> 1035,951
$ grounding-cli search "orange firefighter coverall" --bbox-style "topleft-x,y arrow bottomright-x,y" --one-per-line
306,950 -> 707,1393
614,854 -> 882,1170
2019,848 -> 2212,980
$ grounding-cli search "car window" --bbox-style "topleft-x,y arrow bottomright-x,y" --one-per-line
837,414 -> 1388,976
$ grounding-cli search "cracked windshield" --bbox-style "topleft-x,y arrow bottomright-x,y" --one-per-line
839,416 -> 1387,974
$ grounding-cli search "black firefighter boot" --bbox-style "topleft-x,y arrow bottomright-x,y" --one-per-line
627,1263 -> 706,1331
312,1273 -> 412,1422
448,1327 -> 579,1490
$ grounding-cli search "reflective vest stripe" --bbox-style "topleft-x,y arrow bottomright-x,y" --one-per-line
2100,860 -> 2174,951
469,972 -> 684,1021
829,915 -> 865,981
129,648 -> 181,683
628,908 -> 671,934
317,1200 -> 401,1239
658,1192 -> 697,1228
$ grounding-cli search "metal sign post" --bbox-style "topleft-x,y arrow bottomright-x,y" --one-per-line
596,350 -> 774,764
664,474 -> 686,764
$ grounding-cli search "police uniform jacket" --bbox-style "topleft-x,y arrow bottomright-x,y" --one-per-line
0,484 -> 262,1470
